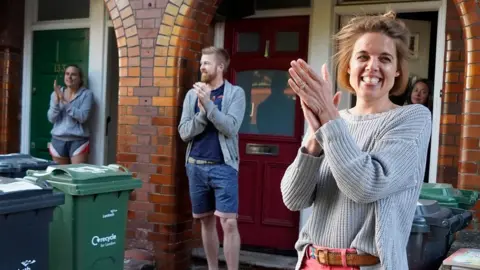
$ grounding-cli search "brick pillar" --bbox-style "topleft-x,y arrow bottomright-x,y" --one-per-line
0,0 -> 24,154
153,1 -> 218,268
456,0 -> 480,190
0,48 -> 22,154
437,0 -> 465,186
104,0 -> 218,268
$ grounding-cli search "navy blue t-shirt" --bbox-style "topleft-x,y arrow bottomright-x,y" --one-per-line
189,84 -> 225,162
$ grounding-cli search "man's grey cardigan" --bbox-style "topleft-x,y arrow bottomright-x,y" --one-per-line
178,80 -> 246,171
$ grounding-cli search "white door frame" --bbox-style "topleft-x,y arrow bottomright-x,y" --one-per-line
213,0 -> 446,230
333,0 -> 446,184
21,0 -> 111,165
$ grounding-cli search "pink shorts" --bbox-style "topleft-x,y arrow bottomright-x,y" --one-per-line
300,246 -> 360,270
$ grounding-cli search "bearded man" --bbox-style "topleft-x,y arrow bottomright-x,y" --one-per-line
178,46 -> 246,270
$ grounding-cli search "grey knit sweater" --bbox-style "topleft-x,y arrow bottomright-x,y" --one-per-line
281,104 -> 432,270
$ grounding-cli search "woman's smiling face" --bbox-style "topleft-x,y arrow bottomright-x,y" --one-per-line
348,32 -> 400,102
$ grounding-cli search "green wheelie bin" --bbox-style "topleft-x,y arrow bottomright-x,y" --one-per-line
420,183 -> 479,210
26,164 -> 142,270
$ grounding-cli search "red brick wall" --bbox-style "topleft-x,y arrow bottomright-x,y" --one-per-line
437,0 -> 465,187
0,0 -> 24,154
0,49 -> 22,154
438,0 -> 480,225
456,0 -> 480,190
104,0 -> 218,268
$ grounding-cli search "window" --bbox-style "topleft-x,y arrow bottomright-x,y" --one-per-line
237,70 -> 296,137
37,0 -> 90,21
255,0 -> 310,10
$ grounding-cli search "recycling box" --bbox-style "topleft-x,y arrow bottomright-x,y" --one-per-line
0,153 -> 57,178
0,176 -> 65,270
26,164 -> 142,270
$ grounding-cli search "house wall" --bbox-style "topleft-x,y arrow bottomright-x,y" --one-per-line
0,0 -> 478,269
109,1 -> 480,268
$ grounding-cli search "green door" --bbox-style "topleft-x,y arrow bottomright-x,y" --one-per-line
30,29 -> 89,160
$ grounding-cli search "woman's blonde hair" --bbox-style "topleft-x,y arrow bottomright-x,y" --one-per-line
334,11 -> 411,96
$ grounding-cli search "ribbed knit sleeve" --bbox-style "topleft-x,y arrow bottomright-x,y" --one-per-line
314,106 -> 431,204
281,148 -> 324,210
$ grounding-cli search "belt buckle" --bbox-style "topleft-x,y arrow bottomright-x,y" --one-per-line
315,248 -> 329,265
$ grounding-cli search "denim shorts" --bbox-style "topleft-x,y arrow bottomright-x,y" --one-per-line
186,163 -> 238,219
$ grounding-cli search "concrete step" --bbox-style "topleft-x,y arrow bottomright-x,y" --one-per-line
192,248 -> 297,270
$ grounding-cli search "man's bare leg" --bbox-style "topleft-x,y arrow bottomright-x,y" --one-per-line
200,215 -> 219,270
220,218 -> 240,270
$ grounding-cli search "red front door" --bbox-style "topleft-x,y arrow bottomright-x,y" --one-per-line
224,16 -> 309,250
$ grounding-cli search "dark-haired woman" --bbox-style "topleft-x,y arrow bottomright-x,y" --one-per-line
47,64 -> 94,164
406,78 -> 432,109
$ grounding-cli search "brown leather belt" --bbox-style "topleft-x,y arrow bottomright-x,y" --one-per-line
308,246 -> 380,266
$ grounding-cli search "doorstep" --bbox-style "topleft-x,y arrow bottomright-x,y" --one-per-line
192,247 -> 297,270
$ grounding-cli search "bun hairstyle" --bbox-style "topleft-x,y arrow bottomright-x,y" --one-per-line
333,10 -> 411,96
383,10 -> 397,19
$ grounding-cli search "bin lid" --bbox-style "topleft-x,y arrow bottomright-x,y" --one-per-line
0,154 -> 56,174
420,183 -> 478,209
412,199 -> 453,230
28,164 -> 142,196
0,176 -> 42,193
0,176 -> 65,215
421,183 -> 461,197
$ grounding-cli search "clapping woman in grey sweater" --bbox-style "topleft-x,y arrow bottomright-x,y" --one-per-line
47,65 -> 94,164
281,12 -> 431,270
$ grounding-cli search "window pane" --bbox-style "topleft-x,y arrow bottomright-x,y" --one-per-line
237,32 -> 260,52
276,32 -> 299,52
256,0 -> 311,10
237,70 -> 296,136
38,0 -> 89,21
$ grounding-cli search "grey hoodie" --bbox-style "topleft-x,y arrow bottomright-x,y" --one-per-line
47,87 -> 94,141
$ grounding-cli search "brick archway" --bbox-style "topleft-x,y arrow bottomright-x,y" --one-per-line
102,0 -> 219,268
439,0 -> 480,190
454,0 -> 480,189
100,0 -> 480,268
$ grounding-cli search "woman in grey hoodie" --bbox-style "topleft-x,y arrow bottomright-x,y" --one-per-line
47,64 -> 94,164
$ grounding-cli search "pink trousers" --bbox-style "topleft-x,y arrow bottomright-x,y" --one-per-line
300,246 -> 360,270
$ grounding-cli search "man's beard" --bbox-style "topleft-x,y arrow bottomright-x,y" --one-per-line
201,71 -> 216,83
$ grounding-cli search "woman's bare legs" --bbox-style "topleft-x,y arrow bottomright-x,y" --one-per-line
70,153 -> 88,164
52,156 -> 70,165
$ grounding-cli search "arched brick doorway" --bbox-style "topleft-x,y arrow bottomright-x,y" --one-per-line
453,0 -> 480,189
102,0 -> 219,268
438,0 -> 480,192
100,0 -> 480,268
